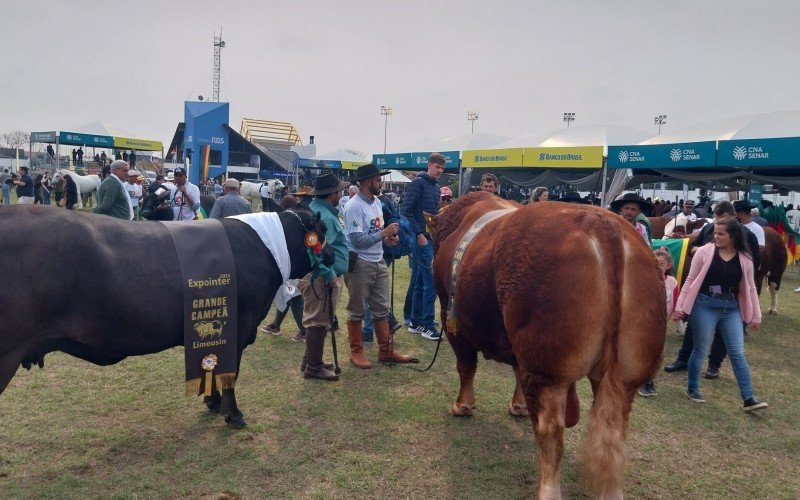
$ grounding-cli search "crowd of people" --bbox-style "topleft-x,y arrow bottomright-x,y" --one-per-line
2,158 -> 785,408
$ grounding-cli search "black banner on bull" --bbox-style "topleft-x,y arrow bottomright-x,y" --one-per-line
160,220 -> 239,397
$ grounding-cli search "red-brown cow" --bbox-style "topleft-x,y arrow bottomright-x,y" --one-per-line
428,193 -> 666,499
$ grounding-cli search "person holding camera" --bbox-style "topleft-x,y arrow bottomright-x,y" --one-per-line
344,164 -> 414,368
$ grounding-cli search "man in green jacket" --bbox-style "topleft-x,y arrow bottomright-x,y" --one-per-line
297,172 -> 351,381
95,160 -> 133,220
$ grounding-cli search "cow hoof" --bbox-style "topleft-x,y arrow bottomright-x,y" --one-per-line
768,308 -> 778,315
204,396 -> 222,414
448,402 -> 476,417
508,403 -> 529,417
225,413 -> 247,429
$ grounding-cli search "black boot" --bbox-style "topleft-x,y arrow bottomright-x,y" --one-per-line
664,360 -> 688,373
303,327 -> 339,381
300,356 -> 335,372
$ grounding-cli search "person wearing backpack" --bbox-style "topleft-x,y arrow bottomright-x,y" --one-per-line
401,152 -> 444,340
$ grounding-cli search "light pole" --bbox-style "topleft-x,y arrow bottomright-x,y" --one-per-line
381,105 -> 392,154
654,114 -> 667,135
563,112 -> 575,128
467,110 -> 479,134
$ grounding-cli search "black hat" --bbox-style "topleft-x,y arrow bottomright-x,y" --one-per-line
354,163 -> 390,182
733,200 -> 754,212
610,192 -> 653,213
308,172 -> 351,196
555,192 -> 591,204
173,166 -> 187,176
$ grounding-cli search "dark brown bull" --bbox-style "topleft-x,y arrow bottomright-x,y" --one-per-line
428,193 -> 666,499
0,205 -> 330,428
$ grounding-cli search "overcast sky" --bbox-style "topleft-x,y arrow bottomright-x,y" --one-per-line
3,0 -> 799,156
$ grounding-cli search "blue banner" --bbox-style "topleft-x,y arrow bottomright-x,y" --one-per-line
410,151 -> 460,170
608,141 -> 716,169
373,153 -> 414,169
717,137 -> 800,168
310,159 -> 341,169
747,184 -> 764,205
58,131 -> 115,148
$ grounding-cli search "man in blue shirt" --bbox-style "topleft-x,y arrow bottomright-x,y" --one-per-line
401,153 -> 444,340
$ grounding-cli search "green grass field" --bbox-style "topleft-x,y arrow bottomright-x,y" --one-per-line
1,246 -> 799,498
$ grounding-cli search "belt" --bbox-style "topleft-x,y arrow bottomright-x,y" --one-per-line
701,291 -> 736,300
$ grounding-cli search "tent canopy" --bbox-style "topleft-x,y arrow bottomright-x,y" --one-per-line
495,125 -> 652,155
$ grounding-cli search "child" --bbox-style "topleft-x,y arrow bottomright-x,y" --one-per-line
639,248 -> 680,397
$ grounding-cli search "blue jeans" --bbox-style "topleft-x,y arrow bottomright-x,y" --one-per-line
688,294 -> 755,400
2,185 -> 10,205
409,240 -> 436,330
403,254 -> 413,323
363,302 -> 374,342
44,190 -> 51,205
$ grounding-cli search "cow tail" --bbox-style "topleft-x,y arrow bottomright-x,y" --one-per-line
580,219 -> 628,496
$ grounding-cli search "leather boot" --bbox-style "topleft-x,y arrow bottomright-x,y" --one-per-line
347,320 -> 372,369
302,327 -> 339,381
376,319 -> 414,363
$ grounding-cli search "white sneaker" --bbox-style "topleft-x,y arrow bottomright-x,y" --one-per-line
794,286 -> 800,293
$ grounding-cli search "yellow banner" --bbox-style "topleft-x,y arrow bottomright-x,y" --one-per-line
522,146 -> 604,169
113,136 -> 163,151
342,160 -> 369,171
462,148 -> 523,168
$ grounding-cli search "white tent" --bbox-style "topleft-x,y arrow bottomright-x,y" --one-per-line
403,132 -> 510,152
383,169 -> 411,183
638,110 -> 800,144
494,125 -> 652,154
67,121 -> 138,139
311,149 -> 367,162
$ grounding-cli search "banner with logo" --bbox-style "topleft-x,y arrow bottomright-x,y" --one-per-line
114,136 -> 163,151
717,137 -> 800,168
30,131 -> 57,143
373,153 -> 414,169
342,160 -> 370,171
608,141 -> 717,169
523,146 -> 603,169
461,148 -> 523,168
409,151 -> 460,170
58,131 -> 115,148
747,183 -> 764,205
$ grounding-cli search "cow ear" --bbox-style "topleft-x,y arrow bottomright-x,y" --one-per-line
423,211 -> 437,235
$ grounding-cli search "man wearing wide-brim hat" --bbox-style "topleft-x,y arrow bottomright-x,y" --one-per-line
297,172 -> 351,381
342,164 -> 414,368
734,200 -> 765,248
610,192 -> 652,244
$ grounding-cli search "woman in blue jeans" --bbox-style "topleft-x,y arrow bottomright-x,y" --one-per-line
673,218 -> 767,411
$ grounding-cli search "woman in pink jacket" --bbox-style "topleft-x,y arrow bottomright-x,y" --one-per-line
673,219 -> 768,411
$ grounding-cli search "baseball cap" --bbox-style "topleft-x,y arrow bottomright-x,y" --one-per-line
173,167 -> 187,176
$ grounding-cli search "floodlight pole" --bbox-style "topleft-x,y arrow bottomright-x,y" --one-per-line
563,112 -> 575,128
654,114 -> 667,135
381,105 -> 392,154
467,111 -> 479,134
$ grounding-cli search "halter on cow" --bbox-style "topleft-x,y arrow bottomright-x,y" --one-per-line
0,205 -> 331,428
427,192 -> 666,499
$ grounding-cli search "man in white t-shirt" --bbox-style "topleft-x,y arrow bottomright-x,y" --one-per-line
786,205 -> 800,233
126,170 -> 143,220
169,167 -> 201,221
259,181 -> 272,212
735,200 -> 765,248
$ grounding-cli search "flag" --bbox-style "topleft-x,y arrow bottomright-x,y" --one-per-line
651,238 -> 690,287
763,204 -> 799,265
201,144 -> 211,182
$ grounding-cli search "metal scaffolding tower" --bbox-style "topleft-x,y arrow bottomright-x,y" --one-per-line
212,29 -> 225,102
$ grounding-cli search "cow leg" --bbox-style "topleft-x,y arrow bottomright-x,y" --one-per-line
768,281 -> 778,315
509,365 -> 529,417
220,388 -> 246,428
526,383 -> 567,500
204,391 -> 222,413
0,351 -> 23,395
448,338 -> 478,416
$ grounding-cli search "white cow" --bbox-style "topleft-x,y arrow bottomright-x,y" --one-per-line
239,179 -> 285,205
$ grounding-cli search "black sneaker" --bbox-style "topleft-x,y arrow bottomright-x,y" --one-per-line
420,327 -> 441,341
743,397 -> 768,412
705,367 -> 720,379
408,323 -> 424,334
664,361 -> 688,373
638,381 -> 657,398
685,388 -> 705,403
